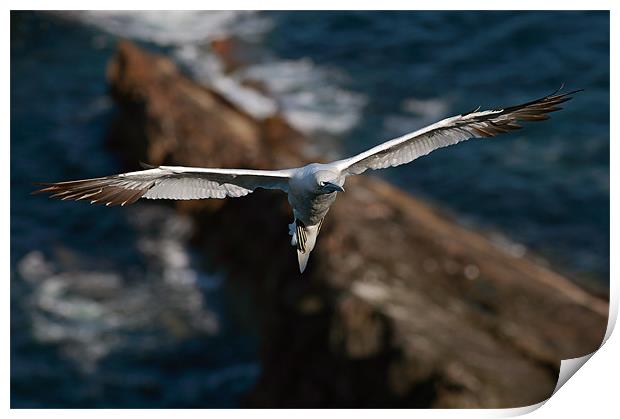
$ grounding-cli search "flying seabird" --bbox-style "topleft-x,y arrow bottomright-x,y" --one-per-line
35,88 -> 581,273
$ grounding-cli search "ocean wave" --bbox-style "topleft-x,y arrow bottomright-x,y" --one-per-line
15,205 -> 221,372
61,10 -> 366,135
62,11 -> 272,45
383,96 -> 451,138
175,43 -> 278,120
241,59 -> 367,134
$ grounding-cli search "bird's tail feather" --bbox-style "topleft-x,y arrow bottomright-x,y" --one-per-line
293,219 -> 323,273
297,249 -> 311,274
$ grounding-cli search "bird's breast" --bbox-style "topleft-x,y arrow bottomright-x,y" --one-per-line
289,191 -> 338,226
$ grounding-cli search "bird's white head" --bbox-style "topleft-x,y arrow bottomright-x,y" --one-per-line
314,170 -> 345,194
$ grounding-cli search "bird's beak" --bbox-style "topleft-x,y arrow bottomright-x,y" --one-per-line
324,182 -> 345,193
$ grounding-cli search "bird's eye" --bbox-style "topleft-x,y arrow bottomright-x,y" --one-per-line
319,181 -> 326,187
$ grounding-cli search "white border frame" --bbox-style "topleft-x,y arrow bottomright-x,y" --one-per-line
4,2 -> 616,417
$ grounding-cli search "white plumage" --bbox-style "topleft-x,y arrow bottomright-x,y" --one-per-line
36,88 -> 580,273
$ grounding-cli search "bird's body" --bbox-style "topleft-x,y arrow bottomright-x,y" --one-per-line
35,88 -> 580,273
288,163 -> 344,224
287,163 -> 346,271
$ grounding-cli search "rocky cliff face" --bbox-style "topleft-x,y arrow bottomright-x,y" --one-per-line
105,41 -> 607,408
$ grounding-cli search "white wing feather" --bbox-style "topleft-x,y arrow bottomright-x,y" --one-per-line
35,165 -> 292,206
336,89 -> 580,176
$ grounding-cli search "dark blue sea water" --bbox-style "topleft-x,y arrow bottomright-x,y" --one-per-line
11,11 -> 609,407
11,12 -> 260,408
265,11 -> 609,285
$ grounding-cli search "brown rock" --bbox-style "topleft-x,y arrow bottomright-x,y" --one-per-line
105,41 -> 608,408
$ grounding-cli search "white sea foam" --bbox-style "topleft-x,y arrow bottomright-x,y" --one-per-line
175,44 -> 278,119
16,205 -> 221,372
402,97 -> 450,121
63,11 -> 366,136
383,96 -> 451,138
241,60 -> 367,134
65,11 -> 272,45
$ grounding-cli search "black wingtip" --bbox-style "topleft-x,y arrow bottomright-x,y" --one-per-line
31,182 -> 54,195
549,83 -> 584,98
567,88 -> 585,96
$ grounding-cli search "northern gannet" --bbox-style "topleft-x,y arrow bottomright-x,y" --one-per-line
35,88 -> 580,273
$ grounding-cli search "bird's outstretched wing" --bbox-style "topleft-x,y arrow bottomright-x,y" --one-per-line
34,165 -> 292,206
335,88 -> 582,176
